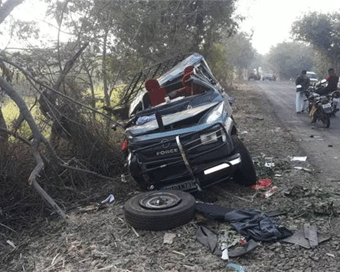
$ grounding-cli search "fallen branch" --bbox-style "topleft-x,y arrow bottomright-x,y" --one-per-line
0,57 -> 115,123
32,180 -> 66,220
0,76 -> 66,220
0,127 -> 31,145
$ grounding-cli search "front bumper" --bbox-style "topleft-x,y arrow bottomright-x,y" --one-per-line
203,154 -> 241,175
128,122 -> 240,191
158,152 -> 242,191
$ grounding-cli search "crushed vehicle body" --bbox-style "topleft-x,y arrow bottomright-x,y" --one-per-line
118,53 -> 256,192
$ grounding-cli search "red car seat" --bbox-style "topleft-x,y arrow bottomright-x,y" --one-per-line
176,65 -> 202,97
145,79 -> 167,107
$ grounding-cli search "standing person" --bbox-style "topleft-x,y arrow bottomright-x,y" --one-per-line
295,70 -> 310,113
316,68 -> 339,95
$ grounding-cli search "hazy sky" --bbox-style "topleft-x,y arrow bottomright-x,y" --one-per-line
4,0 -> 340,54
235,0 -> 340,55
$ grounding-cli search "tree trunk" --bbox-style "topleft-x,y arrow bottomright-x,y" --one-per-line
102,28 -> 110,108
0,0 -> 23,24
0,107 -> 8,154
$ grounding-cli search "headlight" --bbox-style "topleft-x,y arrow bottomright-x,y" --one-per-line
221,129 -> 227,142
205,103 -> 223,123
200,128 -> 226,144
200,131 -> 218,145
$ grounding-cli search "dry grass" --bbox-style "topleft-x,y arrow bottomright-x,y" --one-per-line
0,114 -> 126,231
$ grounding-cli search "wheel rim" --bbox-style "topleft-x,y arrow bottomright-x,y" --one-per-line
139,191 -> 181,210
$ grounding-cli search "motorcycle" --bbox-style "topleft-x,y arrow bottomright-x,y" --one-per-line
327,90 -> 340,116
305,88 -> 331,128
311,79 -> 340,116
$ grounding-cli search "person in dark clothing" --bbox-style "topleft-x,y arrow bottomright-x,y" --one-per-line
316,68 -> 339,95
295,70 -> 310,113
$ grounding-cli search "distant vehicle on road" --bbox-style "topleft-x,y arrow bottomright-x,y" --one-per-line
306,71 -> 318,85
262,73 -> 276,81
248,73 -> 260,81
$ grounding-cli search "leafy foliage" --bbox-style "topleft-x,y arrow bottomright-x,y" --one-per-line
47,0 -> 239,66
291,12 -> 340,70
206,32 -> 255,83
267,42 -> 314,80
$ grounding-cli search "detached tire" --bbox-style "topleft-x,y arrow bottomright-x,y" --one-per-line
124,190 -> 195,231
231,135 -> 257,186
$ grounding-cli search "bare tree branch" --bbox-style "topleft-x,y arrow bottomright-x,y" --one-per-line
0,57 -> 115,122
0,127 -> 30,145
0,75 -> 66,220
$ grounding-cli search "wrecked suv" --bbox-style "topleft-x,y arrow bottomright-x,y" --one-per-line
117,53 -> 256,192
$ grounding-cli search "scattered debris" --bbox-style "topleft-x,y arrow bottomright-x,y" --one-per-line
312,201 -> 337,216
163,233 -> 177,244
218,225 -> 243,249
6,240 -> 16,250
294,166 -> 312,172
261,186 -> 278,199
282,223 -> 330,249
304,224 -> 318,248
264,162 -> 275,168
131,226 -> 139,237
120,174 -> 127,183
224,209 -> 293,242
290,156 -> 307,162
196,225 -> 222,256
283,185 -> 309,198
264,157 -> 275,168
226,263 -> 246,272
196,224 -> 258,258
250,179 -> 278,198
101,194 -> 115,205
326,253 -> 335,258
172,250 -> 185,257
251,178 -> 273,190
77,204 -> 99,213
221,246 -> 229,260
228,239 -> 259,258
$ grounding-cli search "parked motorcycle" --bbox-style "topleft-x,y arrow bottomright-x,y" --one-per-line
327,90 -> 340,116
306,91 -> 331,128
309,78 -> 340,117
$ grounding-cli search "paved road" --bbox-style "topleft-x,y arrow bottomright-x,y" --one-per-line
250,80 -> 340,181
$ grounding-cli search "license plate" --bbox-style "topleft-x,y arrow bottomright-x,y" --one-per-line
161,180 -> 197,191
322,103 -> 332,109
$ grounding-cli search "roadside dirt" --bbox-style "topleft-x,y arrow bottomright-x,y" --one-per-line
1,81 -> 340,272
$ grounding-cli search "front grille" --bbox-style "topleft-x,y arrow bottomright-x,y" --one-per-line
131,123 -> 234,184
